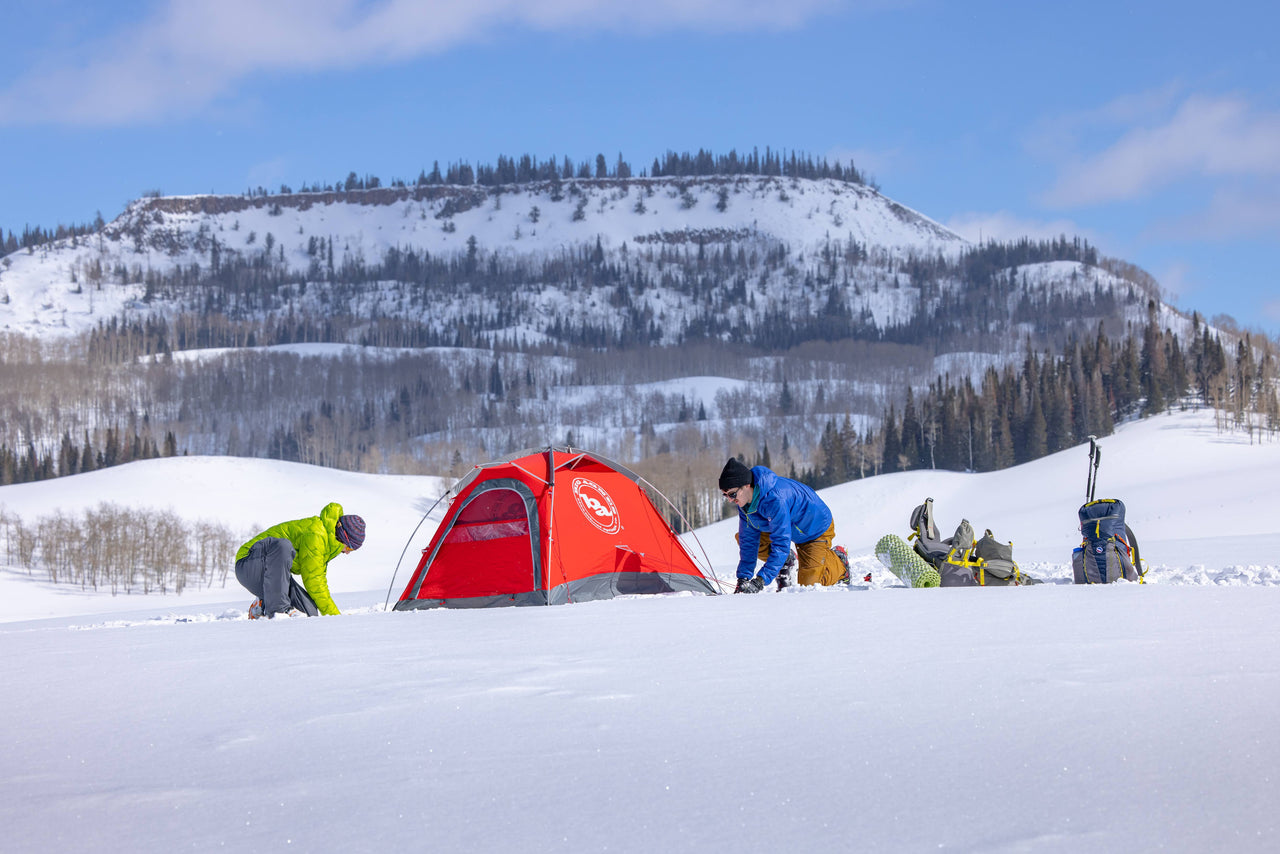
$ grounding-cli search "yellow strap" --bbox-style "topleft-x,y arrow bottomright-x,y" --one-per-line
945,547 -> 982,567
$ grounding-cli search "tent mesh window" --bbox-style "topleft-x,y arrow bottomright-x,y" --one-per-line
446,488 -> 530,543
422,485 -> 540,598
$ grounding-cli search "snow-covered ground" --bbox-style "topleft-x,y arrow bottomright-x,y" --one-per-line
2,409 -> 1279,852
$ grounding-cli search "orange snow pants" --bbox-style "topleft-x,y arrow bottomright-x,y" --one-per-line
741,523 -> 844,586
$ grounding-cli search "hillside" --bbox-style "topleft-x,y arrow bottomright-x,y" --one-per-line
0,175 -> 1158,350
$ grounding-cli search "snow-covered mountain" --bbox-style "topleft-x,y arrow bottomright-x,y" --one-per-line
0,176 -> 1162,348
2,173 -> 1223,489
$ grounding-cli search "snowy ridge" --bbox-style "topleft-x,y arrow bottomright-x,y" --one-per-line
0,175 -> 1172,349
0,177 -> 962,337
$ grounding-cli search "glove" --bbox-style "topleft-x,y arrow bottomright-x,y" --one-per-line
735,576 -> 765,594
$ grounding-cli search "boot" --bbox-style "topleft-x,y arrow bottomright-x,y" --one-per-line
776,548 -> 797,590
833,546 -> 852,585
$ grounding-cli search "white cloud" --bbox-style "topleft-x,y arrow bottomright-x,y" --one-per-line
1025,84 -> 1184,164
1151,182 -> 1280,242
1043,94 -> 1280,208
0,0 -> 850,126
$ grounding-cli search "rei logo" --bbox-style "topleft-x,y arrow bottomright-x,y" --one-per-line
571,477 -> 621,535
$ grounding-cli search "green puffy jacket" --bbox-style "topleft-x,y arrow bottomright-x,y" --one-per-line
236,502 -> 347,615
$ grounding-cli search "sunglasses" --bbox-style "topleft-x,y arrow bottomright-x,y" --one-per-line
723,487 -> 744,501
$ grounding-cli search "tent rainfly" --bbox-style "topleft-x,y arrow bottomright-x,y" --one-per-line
394,448 -> 719,609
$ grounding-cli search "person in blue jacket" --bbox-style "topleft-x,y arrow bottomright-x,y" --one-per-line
719,458 -> 851,593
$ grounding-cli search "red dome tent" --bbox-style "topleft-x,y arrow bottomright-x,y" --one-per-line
393,448 -> 719,610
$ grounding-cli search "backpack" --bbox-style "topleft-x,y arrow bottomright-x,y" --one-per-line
1073,498 -> 1143,584
972,530 -> 1022,585
908,498 -> 949,565
908,498 -> 1031,587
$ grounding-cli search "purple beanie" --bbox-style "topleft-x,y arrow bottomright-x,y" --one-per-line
336,514 -> 366,549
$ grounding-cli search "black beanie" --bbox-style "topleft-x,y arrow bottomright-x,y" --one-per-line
718,458 -> 753,491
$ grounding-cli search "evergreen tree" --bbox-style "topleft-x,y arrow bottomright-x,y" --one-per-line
1140,300 -> 1167,414
881,404 -> 901,474
1167,333 -> 1189,404
59,431 -> 78,477
1117,334 -> 1142,416
102,427 -> 120,468
21,443 -> 38,482
1023,387 -> 1047,462
80,431 -> 95,473
899,388 -> 920,470
815,419 -> 840,487
1044,360 -> 1073,453
488,360 -> 504,399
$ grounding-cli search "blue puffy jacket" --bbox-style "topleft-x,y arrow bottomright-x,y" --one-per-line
736,466 -> 833,583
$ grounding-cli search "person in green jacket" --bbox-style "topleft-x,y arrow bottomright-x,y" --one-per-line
235,502 -> 365,618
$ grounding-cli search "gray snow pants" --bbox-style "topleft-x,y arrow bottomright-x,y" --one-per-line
234,537 -> 319,617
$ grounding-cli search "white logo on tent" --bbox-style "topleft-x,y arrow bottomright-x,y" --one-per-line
571,477 -> 621,535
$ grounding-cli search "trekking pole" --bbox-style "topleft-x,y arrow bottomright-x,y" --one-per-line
1086,436 -> 1101,502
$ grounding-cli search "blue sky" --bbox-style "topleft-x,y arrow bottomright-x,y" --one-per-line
3,0 -> 1278,334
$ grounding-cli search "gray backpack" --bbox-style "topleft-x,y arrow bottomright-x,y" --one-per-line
908,498 -> 1032,587
973,530 -> 1021,585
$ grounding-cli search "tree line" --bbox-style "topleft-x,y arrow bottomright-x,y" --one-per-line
1,215 -> 106,258
287,147 -> 868,196
796,305 -> 1278,492
0,425 -> 180,487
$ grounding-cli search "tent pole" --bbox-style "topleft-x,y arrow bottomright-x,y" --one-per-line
632,473 -> 725,594
545,447 -> 559,604
383,485 -> 456,611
